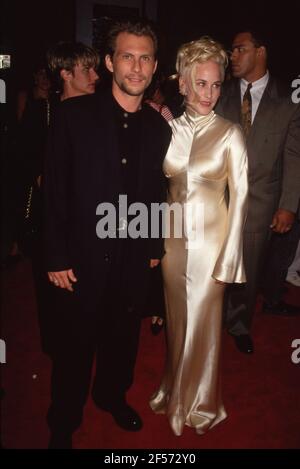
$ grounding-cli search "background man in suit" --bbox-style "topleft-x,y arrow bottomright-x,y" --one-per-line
216,30 -> 300,354
44,21 -> 171,448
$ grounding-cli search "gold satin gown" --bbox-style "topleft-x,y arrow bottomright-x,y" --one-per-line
150,108 -> 248,436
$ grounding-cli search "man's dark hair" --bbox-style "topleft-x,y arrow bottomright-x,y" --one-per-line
234,28 -> 270,50
47,41 -> 100,89
106,20 -> 158,58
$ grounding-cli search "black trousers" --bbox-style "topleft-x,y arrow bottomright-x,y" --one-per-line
46,278 -> 141,436
262,221 -> 300,304
30,236 -> 56,355
225,231 -> 269,336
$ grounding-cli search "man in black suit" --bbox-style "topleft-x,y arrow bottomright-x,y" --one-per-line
44,21 -> 171,448
216,30 -> 300,354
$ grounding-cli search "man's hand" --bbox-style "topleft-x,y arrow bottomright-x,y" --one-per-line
48,269 -> 77,292
150,259 -> 160,268
270,209 -> 295,234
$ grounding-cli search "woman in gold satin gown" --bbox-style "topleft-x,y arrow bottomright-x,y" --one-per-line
149,37 -> 248,436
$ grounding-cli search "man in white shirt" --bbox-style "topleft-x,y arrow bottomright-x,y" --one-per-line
216,30 -> 300,354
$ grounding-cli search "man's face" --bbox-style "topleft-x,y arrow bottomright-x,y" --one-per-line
105,32 -> 157,98
66,62 -> 99,96
230,32 -> 260,79
34,68 -> 51,92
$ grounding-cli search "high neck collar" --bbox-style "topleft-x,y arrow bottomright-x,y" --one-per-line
184,105 -> 215,127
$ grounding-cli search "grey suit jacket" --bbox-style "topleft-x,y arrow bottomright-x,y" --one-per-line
216,77 -> 300,233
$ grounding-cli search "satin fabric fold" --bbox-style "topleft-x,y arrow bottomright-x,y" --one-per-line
150,109 -> 248,435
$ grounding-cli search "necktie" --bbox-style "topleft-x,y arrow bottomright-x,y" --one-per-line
241,83 -> 252,137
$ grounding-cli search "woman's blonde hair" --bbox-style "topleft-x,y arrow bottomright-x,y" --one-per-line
176,36 -> 228,84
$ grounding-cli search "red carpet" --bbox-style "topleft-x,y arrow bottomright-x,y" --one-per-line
1,258 -> 300,449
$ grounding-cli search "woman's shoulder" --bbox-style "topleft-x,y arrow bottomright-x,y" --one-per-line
214,113 -> 243,138
168,111 -> 186,128
214,113 -> 238,130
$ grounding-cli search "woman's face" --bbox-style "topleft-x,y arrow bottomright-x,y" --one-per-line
181,60 -> 222,115
34,68 -> 51,92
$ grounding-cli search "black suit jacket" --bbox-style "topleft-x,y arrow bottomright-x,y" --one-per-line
216,77 -> 300,233
44,90 -> 172,312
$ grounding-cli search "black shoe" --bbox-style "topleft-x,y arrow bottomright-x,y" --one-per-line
232,334 -> 254,354
262,300 -> 300,316
96,399 -> 143,432
48,433 -> 73,449
151,317 -> 164,335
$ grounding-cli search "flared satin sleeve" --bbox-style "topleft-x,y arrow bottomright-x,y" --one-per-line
212,125 -> 248,283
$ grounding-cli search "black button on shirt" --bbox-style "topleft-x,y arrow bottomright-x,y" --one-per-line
113,99 -> 143,205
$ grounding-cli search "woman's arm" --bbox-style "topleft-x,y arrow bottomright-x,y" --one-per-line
212,125 -> 248,283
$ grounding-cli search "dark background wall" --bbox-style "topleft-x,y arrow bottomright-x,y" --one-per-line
1,0 -> 75,89
1,0 -> 299,89
157,0 -> 300,82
